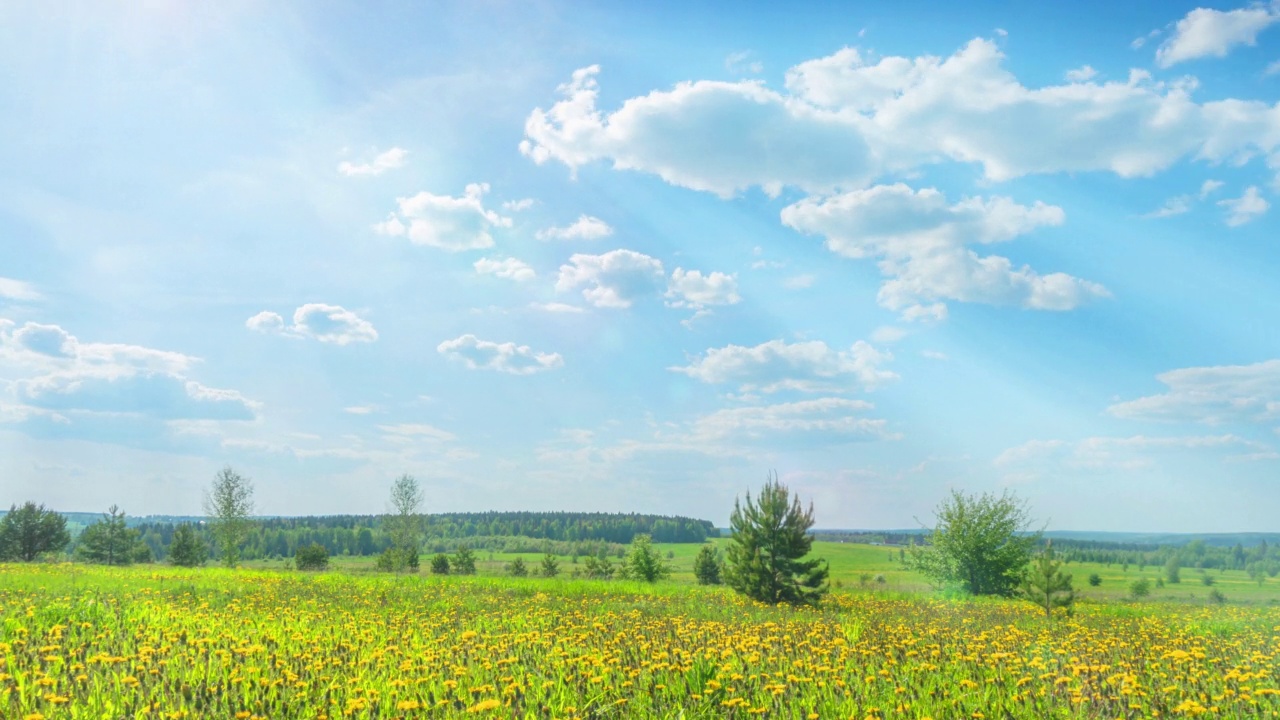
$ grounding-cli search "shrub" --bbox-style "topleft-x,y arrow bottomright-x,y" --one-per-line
507,557 -> 528,577
1208,588 -> 1226,605
541,553 -> 560,578
451,546 -> 477,575
1088,573 -> 1102,587
619,534 -> 670,583
693,544 -> 722,585
1200,573 -> 1215,586
430,553 -> 450,575
1130,578 -> 1151,600
295,543 -> 329,571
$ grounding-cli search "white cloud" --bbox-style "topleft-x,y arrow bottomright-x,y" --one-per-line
245,311 -> 285,334
344,405 -> 378,415
529,302 -> 586,314
1218,185 -> 1269,226
555,249 -> 666,308
1108,359 -> 1280,425
1155,6 -> 1280,68
725,50 -> 763,75
474,257 -> 536,282
338,147 -> 408,177
921,350 -> 949,360
378,423 -> 457,443
782,183 -> 1107,315
0,277 -> 41,301
1144,194 -> 1193,218
1199,179 -> 1224,198
1064,65 -> 1097,82
374,182 -> 511,251
901,303 -> 949,323
437,334 -> 564,375
0,320 -> 256,422
996,434 -> 1274,471
524,42 -> 1280,194
535,214 -> 614,241
665,268 -> 741,310
247,304 -> 378,345
502,198 -> 536,211
671,338 -> 897,393
686,397 -> 896,445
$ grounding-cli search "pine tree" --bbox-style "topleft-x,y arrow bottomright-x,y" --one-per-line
168,524 -> 208,567
541,553 -> 560,578
452,545 -> 477,575
693,543 -> 722,585
430,553 -> 450,575
1020,541 -> 1075,617
619,534 -> 670,582
77,505 -> 142,566
724,473 -> 829,605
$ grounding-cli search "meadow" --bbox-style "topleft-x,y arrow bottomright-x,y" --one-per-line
3,544 -> 1279,719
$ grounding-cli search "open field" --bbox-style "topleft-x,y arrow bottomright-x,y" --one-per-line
5,559 -> 1278,719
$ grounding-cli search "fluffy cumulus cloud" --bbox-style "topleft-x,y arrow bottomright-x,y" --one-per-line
0,277 -> 41,301
373,183 -> 511,251
1218,186 -> 1269,226
671,339 -> 896,393
555,249 -> 666,308
1108,359 -> 1280,426
337,147 -> 408,176
0,320 -> 256,422
665,269 -> 741,311
474,257 -> 536,281
535,215 -> 614,241
1155,5 -> 1280,68
524,40 -> 1280,193
246,304 -> 378,345
437,334 -> 564,375
781,183 -> 1107,315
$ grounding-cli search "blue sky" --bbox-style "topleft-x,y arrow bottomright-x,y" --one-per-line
2,1 -> 1279,531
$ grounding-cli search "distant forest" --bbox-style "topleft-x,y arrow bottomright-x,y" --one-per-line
129,511 -> 717,562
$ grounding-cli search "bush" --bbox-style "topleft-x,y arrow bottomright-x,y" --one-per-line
619,534 -> 670,583
583,554 -> 614,580
430,553 -> 450,575
507,557 -> 528,577
451,546 -> 477,575
1130,578 -> 1151,600
168,524 -> 207,567
1088,573 -> 1102,587
540,553 -> 560,578
295,543 -> 329,571
908,489 -> 1036,597
693,544 -> 722,585
1200,573 -> 1215,586
1208,588 -> 1226,605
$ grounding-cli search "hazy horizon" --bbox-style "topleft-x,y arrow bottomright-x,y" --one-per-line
3,1 -> 1280,533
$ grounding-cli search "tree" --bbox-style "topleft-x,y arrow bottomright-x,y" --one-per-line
203,466 -> 255,568
541,553 -> 560,578
1130,578 -> 1151,600
430,553 -> 451,575
77,505 -> 145,566
452,545 -> 477,575
507,557 -> 528,577
1165,557 -> 1181,584
295,543 -> 329,571
619,534 -> 670,583
383,474 -> 423,573
1087,573 -> 1102,587
724,474 -> 828,605
168,524 -> 207,567
693,543 -> 723,585
0,502 -> 70,562
583,553 -> 615,580
909,489 -> 1038,597
1019,542 -> 1075,618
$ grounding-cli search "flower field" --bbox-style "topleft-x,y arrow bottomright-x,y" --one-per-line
2,564 -> 1278,719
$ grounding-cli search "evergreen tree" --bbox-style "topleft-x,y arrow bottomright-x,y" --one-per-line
583,553 -> 615,580
168,524 -> 207,567
540,553 -> 560,578
430,553 -> 451,574
0,502 -> 70,562
620,534 -> 670,582
451,545 -> 477,575
693,543 -> 723,585
77,505 -> 143,566
506,557 -> 528,577
203,466 -> 255,568
1020,542 -> 1075,617
724,473 -> 828,605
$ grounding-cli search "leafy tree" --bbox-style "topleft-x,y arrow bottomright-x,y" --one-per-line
0,502 -> 70,562
506,557 -> 528,577
620,534 -> 670,583
1130,578 -> 1151,599
295,542 -> 329,571
724,474 -> 828,605
451,545 -> 477,575
1164,557 -> 1181,584
203,466 -> 255,568
168,524 -> 207,567
77,505 -> 146,566
383,474 -> 423,573
430,553 -> 450,575
908,489 -> 1038,597
1019,542 -> 1075,617
583,553 -> 615,580
1087,573 -> 1102,587
693,543 -> 722,585
541,553 -> 560,578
